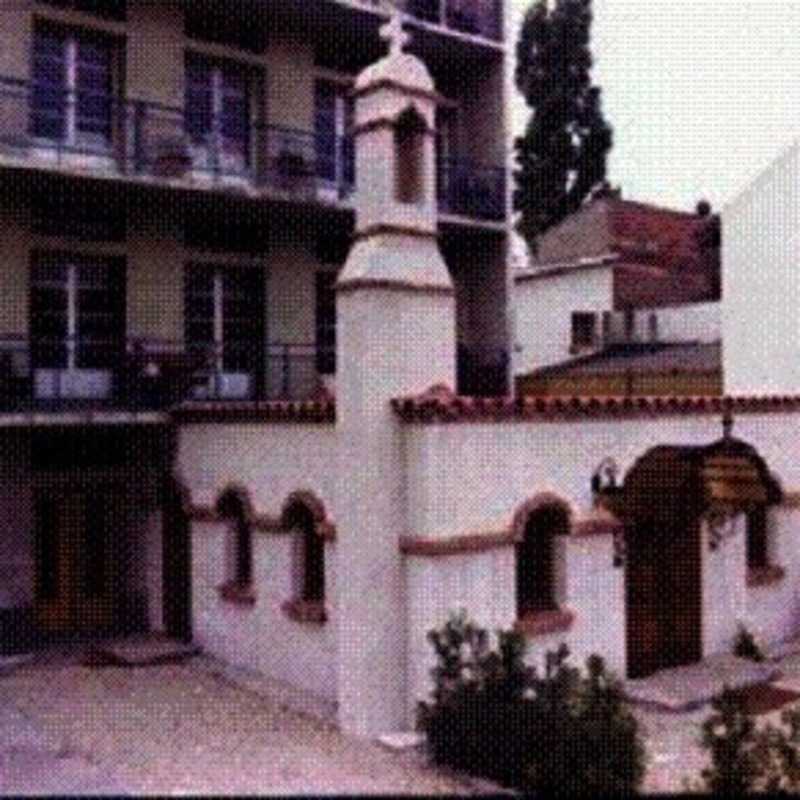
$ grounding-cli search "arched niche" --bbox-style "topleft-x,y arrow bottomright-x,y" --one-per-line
394,105 -> 428,205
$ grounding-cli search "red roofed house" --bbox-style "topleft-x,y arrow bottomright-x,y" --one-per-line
513,193 -> 722,396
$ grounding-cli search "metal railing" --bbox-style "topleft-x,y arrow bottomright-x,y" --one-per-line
0,335 -> 336,412
0,78 -> 355,198
438,157 -> 506,221
0,76 -> 506,222
354,0 -> 503,41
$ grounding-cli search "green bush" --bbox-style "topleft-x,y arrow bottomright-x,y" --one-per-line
697,686 -> 762,794
733,625 -> 765,663
417,610 -> 646,794
695,689 -> 800,794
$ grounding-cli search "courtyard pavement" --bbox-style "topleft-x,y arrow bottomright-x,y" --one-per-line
0,649 -> 478,796
5,641 -> 800,795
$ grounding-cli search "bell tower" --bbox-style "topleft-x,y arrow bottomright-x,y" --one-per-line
334,8 -> 456,737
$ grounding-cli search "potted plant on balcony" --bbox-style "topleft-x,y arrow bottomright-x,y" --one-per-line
152,136 -> 192,178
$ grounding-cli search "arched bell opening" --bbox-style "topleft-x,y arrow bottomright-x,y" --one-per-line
394,106 -> 428,205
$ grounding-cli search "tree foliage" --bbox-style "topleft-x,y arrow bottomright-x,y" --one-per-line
513,0 -> 613,252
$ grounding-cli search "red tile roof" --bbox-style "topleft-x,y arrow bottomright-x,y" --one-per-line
607,198 -> 705,274
391,384 -> 800,424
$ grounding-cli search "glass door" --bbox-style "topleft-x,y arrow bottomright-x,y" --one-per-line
185,264 -> 263,399
30,28 -> 115,157
185,56 -> 252,179
30,253 -> 124,400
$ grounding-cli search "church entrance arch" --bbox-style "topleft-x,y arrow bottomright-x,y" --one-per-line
610,436 -> 781,679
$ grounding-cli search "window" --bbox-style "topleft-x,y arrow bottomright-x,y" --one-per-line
185,55 -> 254,174
184,264 -> 264,399
30,253 -> 125,394
571,312 -> 597,350
648,312 -> 659,343
288,503 -> 325,604
30,26 -> 117,149
216,490 -> 253,587
746,506 -> 769,571
314,80 -> 354,193
516,506 -> 568,617
395,108 -> 427,204
315,272 -> 337,375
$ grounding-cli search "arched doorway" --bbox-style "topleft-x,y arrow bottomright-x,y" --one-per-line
615,438 -> 781,679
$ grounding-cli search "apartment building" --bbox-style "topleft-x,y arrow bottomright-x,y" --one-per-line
0,1 -> 511,647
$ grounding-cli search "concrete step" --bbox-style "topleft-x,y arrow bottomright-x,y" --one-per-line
624,654 -> 780,712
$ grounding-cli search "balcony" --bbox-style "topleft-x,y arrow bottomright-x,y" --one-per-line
0,77 -> 356,201
0,77 -> 505,223
351,0 -> 503,41
0,336 -> 337,415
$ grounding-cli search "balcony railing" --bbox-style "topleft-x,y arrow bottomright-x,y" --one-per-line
0,335 -> 336,413
0,78 -> 355,199
355,0 -> 503,41
438,157 -> 506,222
0,77 -> 505,222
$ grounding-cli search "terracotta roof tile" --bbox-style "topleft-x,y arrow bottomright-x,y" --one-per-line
391,386 -> 800,424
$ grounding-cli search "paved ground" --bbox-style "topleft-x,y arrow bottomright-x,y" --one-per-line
0,652 -> 478,796
6,644 -> 800,795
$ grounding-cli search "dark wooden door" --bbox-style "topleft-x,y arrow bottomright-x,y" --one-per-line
626,520 -> 702,678
35,489 -> 115,634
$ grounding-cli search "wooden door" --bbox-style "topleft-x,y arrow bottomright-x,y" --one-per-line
626,520 -> 702,678
626,531 -> 663,678
662,519 -> 702,669
35,490 -> 114,634
35,493 -> 79,633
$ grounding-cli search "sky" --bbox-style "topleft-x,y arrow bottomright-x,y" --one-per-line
509,0 -> 800,214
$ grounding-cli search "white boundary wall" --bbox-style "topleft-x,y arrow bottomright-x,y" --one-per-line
177,423 -> 339,704
403,411 -> 800,712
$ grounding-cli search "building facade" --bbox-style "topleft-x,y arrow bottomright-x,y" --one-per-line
0,0 -> 511,673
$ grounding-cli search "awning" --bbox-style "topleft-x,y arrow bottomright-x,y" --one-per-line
603,437 -> 782,529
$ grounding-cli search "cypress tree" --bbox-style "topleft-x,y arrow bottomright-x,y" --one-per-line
514,0 -> 613,252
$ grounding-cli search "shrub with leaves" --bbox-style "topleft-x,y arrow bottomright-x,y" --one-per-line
697,686 -> 762,794
418,610 -> 646,794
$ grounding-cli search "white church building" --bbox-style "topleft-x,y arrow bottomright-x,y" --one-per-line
171,16 -> 800,738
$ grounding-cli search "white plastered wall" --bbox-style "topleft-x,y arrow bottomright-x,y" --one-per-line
177,423 -> 338,702
403,411 -> 800,711
652,301 -> 721,343
723,139 -> 800,394
514,265 -> 614,373
191,520 -> 338,702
